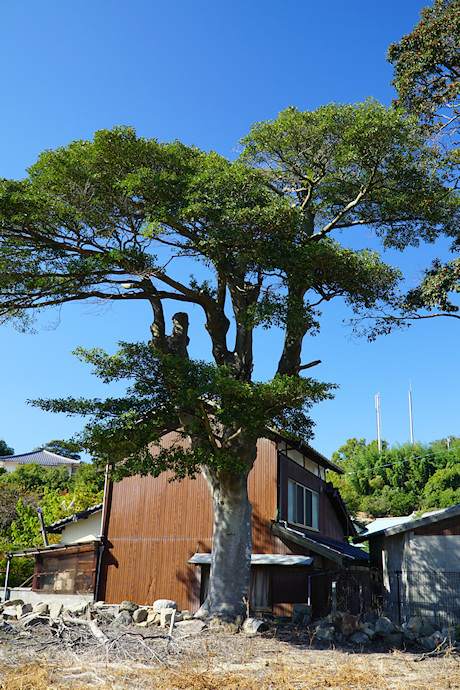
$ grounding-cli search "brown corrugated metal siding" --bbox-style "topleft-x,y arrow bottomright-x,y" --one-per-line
98,435 -> 348,612
99,435 -> 283,610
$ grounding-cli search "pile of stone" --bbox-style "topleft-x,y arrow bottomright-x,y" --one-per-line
302,609 -> 459,651
0,598 -> 266,636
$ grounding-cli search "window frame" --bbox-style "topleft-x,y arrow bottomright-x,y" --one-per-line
287,479 -> 319,531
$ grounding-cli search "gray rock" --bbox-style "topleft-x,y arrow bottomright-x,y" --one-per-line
119,601 -> 139,613
315,625 -> 335,642
65,602 -> 88,617
364,611 -> 379,625
160,607 -> 176,628
385,632 -> 404,648
22,614 -> 49,628
403,629 -> 419,643
49,602 -> 63,620
132,608 -> 148,624
407,616 -> 424,635
175,619 -> 206,634
441,627 -> 457,641
209,617 -> 240,634
421,636 -> 438,652
153,599 -> 177,613
32,602 -> 49,615
114,610 -> 133,626
292,611 -> 305,625
341,613 -> 359,636
326,611 -> 344,627
421,620 -> 436,636
293,603 -> 312,615
146,611 -> 161,625
361,624 -> 378,641
17,603 -> 33,618
375,616 -> 396,637
242,617 -> 268,634
350,631 -> 371,645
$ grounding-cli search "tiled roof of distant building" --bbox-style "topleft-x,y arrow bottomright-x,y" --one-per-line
0,448 -> 80,466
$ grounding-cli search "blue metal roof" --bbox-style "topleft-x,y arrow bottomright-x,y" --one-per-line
0,448 -> 80,467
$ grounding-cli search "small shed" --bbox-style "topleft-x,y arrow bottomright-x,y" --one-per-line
4,504 -> 102,605
355,504 -> 460,625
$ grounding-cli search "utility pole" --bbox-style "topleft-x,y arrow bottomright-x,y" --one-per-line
375,392 -> 382,453
408,382 -> 414,446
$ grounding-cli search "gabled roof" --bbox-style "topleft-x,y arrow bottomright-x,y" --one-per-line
270,521 -> 369,565
46,503 -> 103,533
272,432 -> 345,474
354,504 -> 460,543
0,448 -> 80,467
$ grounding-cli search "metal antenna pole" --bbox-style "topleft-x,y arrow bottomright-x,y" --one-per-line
375,393 -> 382,453
408,382 -> 414,446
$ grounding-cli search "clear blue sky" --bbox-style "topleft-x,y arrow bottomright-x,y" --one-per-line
1,0 -> 458,460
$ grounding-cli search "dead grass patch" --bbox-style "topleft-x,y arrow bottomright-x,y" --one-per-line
2,652 -> 460,690
1,625 -> 460,689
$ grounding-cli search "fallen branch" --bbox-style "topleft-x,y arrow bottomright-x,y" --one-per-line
61,615 -> 109,646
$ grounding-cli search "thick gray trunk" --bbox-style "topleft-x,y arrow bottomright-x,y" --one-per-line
198,466 -> 252,618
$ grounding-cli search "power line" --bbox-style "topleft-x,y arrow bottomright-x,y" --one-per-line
343,445 -> 460,476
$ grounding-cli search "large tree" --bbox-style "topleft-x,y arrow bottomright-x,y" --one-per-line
0,102 -> 457,617
388,0 -> 460,318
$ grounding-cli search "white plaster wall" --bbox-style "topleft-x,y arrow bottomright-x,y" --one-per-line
60,512 -> 102,545
0,461 -> 19,472
278,444 -> 324,478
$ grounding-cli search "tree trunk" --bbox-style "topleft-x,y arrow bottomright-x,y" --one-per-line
197,465 -> 253,619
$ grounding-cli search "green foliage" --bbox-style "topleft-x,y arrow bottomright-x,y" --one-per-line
0,555 -> 34,588
42,439 -> 82,460
239,100 -> 459,252
0,463 -> 70,493
388,0 -> 460,120
388,2 -> 460,318
330,436 -> 460,517
0,439 -> 13,456
32,343 -> 336,480
0,460 -> 103,553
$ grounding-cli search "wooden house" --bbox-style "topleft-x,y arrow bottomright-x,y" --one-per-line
97,432 -> 368,616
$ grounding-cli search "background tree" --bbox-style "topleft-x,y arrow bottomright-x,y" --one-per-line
388,0 -> 460,318
0,106 -> 457,616
331,436 -> 460,517
41,439 -> 82,461
0,439 -> 14,456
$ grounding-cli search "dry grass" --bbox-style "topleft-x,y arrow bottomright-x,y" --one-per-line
2,647 -> 460,689
1,624 -> 460,689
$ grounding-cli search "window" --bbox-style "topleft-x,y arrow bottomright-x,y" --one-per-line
288,480 -> 319,529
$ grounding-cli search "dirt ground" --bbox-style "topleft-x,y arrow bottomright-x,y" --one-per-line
1,622 -> 460,689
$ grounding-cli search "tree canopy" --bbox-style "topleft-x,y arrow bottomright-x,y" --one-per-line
1,102 -> 458,615
330,436 -> 460,518
388,0 -> 460,318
